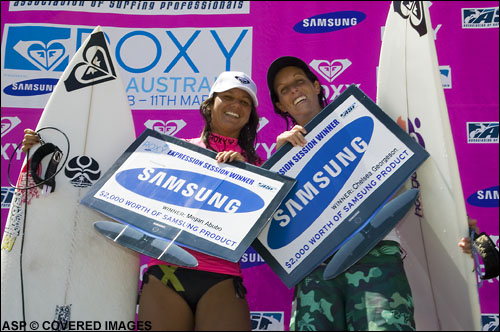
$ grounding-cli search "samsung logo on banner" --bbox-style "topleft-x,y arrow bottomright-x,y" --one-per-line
3,78 -> 58,96
467,185 -> 499,208
268,117 -> 373,249
240,246 -> 266,269
115,168 -> 264,213
294,11 -> 366,33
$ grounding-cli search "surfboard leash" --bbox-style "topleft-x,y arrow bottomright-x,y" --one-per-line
19,148 -> 29,330
7,127 -> 70,192
6,127 -> 70,330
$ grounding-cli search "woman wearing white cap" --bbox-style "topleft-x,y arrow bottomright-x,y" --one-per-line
137,71 -> 261,331
21,71 -> 261,331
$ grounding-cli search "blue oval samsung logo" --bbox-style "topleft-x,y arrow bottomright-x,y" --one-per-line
3,78 -> 58,96
294,11 -> 366,34
467,185 -> 499,207
115,168 -> 264,213
267,116 -> 374,249
240,246 -> 266,269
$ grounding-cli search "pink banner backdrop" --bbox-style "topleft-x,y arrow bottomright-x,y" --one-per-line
1,2 -> 498,330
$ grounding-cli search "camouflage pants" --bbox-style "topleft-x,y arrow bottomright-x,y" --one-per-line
290,241 -> 415,331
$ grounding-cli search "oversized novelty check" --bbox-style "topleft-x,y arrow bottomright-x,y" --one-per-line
81,129 -> 296,262
253,85 -> 429,288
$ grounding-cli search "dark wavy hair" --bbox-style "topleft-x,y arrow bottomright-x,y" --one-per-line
270,69 -> 327,129
199,93 -> 261,165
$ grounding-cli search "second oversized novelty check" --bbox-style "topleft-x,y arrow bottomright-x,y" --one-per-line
81,129 -> 296,262
253,85 -> 429,288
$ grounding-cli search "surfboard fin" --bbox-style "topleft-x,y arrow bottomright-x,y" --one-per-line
322,188 -> 419,280
94,221 -> 198,267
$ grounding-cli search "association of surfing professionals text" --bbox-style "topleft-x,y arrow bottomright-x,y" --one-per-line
1,320 -> 152,331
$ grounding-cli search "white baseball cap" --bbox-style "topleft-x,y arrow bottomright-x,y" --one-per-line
209,71 -> 258,107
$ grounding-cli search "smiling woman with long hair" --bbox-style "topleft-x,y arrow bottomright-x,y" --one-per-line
137,71 -> 261,331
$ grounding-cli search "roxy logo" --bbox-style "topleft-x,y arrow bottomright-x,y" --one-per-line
144,119 -> 187,136
257,117 -> 269,133
1,116 -> 21,138
309,59 -> 359,101
64,31 -> 116,92
394,1 -> 427,36
310,59 -> 351,83
4,25 -> 72,72
13,39 -> 68,71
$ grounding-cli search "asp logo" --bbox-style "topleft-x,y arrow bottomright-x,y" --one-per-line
250,312 -> 284,331
294,11 -> 366,34
439,66 -> 452,89
462,7 -> 499,28
1,187 -> 16,209
481,314 -> 499,331
467,185 -> 499,208
467,122 -> 499,143
115,168 -> 264,213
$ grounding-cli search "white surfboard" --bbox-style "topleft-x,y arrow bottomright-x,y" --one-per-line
1,26 -> 140,328
377,2 -> 481,330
